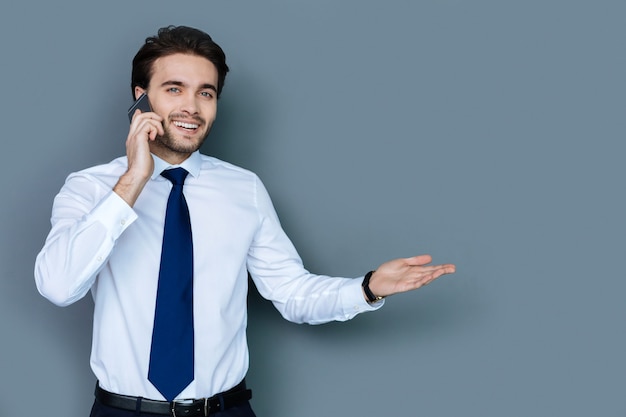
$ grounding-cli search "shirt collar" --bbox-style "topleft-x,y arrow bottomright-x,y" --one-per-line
150,151 -> 202,180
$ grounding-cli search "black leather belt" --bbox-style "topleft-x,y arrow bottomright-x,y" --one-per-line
95,381 -> 252,416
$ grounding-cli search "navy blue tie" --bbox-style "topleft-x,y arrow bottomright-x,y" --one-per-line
148,168 -> 194,401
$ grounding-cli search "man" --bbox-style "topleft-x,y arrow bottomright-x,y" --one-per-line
35,25 -> 455,417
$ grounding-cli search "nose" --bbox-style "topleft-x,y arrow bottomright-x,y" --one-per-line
180,92 -> 199,115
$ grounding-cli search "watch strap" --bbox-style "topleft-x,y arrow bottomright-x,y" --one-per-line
362,270 -> 384,303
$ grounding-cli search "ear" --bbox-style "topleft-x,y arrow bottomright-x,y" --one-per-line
134,86 -> 146,100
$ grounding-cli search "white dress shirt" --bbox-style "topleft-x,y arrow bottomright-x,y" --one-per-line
35,151 -> 380,400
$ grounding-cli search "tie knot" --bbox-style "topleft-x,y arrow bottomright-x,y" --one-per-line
161,168 -> 189,186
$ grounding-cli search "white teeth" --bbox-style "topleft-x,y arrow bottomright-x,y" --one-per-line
173,121 -> 199,129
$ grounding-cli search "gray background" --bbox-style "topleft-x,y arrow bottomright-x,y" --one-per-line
1,1 -> 624,416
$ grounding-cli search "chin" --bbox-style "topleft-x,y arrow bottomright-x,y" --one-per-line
158,133 -> 207,155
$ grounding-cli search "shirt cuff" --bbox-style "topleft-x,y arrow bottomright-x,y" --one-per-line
90,191 -> 138,239
343,276 -> 385,317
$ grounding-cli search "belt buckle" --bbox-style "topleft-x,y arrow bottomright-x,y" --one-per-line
204,397 -> 210,416
169,398 -> 210,417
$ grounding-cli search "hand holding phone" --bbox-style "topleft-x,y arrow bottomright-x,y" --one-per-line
127,93 -> 152,122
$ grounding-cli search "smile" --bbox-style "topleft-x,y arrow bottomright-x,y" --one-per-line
173,121 -> 199,130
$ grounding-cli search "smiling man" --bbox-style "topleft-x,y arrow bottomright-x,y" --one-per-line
35,26 -> 455,417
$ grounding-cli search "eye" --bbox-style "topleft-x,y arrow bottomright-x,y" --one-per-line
200,91 -> 214,98
168,87 -> 181,93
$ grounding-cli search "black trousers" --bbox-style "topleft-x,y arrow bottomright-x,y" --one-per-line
89,399 -> 257,417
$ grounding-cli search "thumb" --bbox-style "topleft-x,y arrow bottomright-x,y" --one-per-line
405,254 -> 433,266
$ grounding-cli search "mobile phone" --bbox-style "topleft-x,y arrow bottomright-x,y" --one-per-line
127,93 -> 152,122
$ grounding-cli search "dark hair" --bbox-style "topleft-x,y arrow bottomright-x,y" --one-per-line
131,25 -> 229,98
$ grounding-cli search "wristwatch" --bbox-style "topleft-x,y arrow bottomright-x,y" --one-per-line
362,271 -> 384,303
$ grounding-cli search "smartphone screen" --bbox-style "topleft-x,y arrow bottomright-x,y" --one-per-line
127,93 -> 152,122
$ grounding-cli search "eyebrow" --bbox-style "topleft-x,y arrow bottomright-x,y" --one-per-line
160,80 -> 217,93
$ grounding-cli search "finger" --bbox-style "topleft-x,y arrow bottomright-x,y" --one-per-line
131,108 -> 142,123
408,264 -> 452,275
132,118 -> 164,141
421,264 -> 455,273
130,111 -> 163,130
405,254 -> 433,266
405,264 -> 453,284
151,122 -> 165,140
410,272 -> 442,289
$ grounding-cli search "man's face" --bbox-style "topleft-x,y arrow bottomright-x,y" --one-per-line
136,53 -> 219,162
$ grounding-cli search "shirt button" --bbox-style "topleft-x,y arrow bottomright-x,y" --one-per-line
120,219 -> 126,226
97,256 -> 103,262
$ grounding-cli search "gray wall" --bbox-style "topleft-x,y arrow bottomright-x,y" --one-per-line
1,1 -> 624,416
